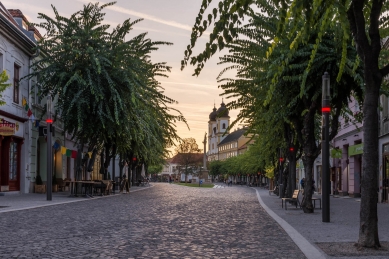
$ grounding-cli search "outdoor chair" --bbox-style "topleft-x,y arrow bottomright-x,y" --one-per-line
281,189 -> 301,210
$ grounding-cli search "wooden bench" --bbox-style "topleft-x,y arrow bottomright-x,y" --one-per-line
281,190 -> 301,210
312,197 -> 322,209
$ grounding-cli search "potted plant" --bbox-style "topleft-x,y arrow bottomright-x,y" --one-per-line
52,175 -> 58,192
35,174 -> 46,193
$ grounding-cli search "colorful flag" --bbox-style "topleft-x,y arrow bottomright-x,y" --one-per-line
88,152 -> 92,158
52,142 -> 60,150
34,120 -> 40,128
27,109 -> 32,117
30,114 -> 35,121
71,150 -> 77,158
24,103 -> 29,111
66,149 -> 72,157
61,146 -> 67,155
22,97 -> 27,107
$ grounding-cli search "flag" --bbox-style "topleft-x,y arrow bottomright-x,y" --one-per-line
24,103 -> 29,111
88,152 -> 92,158
61,146 -> 67,155
34,120 -> 40,128
27,109 -> 32,117
30,114 -> 35,121
66,149 -> 72,157
52,142 -> 60,150
71,150 -> 77,158
22,97 -> 27,107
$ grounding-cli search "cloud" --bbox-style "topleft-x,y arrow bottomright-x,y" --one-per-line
76,0 -> 207,34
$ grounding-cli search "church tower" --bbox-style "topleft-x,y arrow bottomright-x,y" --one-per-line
207,100 -> 230,161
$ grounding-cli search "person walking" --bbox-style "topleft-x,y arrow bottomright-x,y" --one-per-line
169,175 -> 172,184
120,174 -> 129,194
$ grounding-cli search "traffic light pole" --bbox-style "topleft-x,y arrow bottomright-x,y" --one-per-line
46,93 -> 53,201
322,72 -> 330,222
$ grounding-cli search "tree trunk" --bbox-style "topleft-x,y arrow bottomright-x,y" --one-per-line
100,151 -> 105,179
75,142 -> 84,181
87,149 -> 97,173
358,69 -> 381,247
288,154 -> 297,197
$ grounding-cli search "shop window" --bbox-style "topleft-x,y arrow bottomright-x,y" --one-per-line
9,142 -> 18,180
13,64 -> 20,104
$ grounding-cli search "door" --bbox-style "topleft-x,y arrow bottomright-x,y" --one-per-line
383,156 -> 389,202
8,141 -> 20,191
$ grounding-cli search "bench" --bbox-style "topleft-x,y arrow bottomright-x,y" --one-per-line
312,197 -> 322,209
281,190 -> 301,210
269,186 -> 277,195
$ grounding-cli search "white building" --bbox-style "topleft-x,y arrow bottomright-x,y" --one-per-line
208,100 -> 230,161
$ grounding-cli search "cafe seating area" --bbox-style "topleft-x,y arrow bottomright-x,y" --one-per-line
65,179 -> 116,198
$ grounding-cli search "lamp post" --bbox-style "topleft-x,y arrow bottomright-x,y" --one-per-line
279,148 -> 284,198
46,92 -> 53,201
322,72 -> 331,222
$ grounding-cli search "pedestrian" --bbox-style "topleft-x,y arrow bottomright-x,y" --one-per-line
312,179 -> 316,193
120,174 -> 129,194
300,178 -> 305,189
228,180 -> 232,187
169,176 -> 172,184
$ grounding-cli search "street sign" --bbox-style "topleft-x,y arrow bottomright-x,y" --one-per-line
200,180 -> 203,184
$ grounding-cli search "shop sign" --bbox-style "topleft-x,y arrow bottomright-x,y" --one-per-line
331,148 -> 342,158
349,143 -> 363,156
0,118 -> 16,136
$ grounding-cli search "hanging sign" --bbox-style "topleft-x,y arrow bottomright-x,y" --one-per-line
0,118 -> 15,136
348,143 -> 363,156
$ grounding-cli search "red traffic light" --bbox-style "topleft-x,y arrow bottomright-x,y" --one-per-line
132,157 -> 137,161
289,147 -> 294,152
279,157 -> 284,162
322,107 -> 331,113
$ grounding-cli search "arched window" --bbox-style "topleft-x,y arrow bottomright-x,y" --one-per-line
222,123 -> 226,129
213,127 -> 216,134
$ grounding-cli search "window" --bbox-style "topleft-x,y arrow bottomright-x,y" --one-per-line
222,123 -> 226,129
13,64 -> 20,104
212,143 -> 214,149
9,142 -> 18,181
213,127 -> 216,134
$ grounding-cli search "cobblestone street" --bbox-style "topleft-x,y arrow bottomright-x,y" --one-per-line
0,183 -> 305,259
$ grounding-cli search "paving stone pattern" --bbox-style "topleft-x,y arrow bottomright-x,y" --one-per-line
0,184 -> 305,259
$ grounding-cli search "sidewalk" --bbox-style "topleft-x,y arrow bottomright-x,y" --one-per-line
255,187 -> 389,259
0,185 -> 152,214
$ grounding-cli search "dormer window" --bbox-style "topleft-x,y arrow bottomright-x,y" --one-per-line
222,123 -> 226,129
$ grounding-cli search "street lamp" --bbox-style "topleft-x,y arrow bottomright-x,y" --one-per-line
46,92 -> 53,201
322,72 -> 331,222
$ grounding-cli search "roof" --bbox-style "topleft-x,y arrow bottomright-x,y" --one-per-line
8,9 -> 43,40
218,128 -> 246,146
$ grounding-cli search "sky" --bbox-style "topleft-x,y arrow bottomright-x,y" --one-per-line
3,0 -> 240,155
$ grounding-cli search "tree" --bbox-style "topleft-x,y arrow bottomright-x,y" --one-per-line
0,70 -> 10,106
174,138 -> 203,182
28,2 -> 184,181
182,0 -> 384,248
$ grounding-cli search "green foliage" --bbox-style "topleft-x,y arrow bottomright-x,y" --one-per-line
27,2 -> 185,169
0,70 -> 10,106
148,164 -> 164,175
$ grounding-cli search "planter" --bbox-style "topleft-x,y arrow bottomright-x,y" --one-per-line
52,184 -> 58,192
0,185 -> 9,192
35,184 -> 46,193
